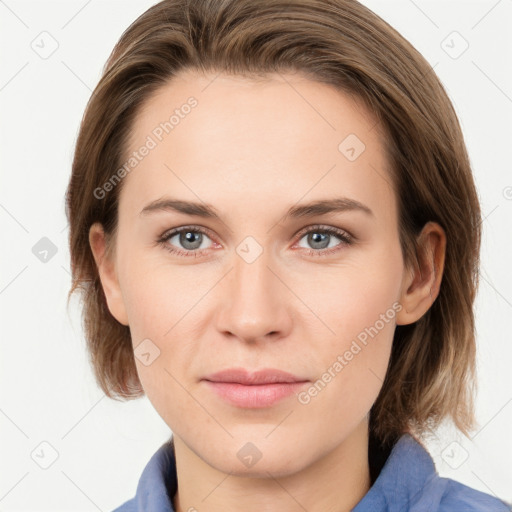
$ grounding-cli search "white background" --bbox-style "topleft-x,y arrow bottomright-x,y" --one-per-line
1,0 -> 511,510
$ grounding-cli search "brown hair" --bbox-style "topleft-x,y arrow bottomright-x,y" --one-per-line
65,0 -> 481,446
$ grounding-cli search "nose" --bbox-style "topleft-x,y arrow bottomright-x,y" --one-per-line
215,247 -> 293,344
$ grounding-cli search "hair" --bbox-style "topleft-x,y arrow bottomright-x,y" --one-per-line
65,0 -> 481,447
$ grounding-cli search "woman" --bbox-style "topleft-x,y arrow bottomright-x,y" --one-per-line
65,0 -> 510,510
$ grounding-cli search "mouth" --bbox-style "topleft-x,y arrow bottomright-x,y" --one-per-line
201,367 -> 309,408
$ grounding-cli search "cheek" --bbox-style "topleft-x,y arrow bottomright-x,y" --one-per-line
308,252 -> 402,346
117,258 -> 203,392
296,278 -> 398,435
119,255 -> 185,339
302,250 -> 402,396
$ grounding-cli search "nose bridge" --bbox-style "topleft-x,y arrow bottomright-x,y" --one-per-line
216,241 -> 291,342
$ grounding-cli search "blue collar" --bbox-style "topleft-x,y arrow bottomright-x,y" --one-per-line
114,433 -> 510,511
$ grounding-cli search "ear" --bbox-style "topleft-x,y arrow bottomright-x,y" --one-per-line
395,221 -> 446,326
89,222 -> 129,326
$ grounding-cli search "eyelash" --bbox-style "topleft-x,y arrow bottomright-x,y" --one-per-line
156,224 -> 353,258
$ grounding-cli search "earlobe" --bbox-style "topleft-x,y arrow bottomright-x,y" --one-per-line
88,223 -> 129,326
395,222 -> 446,326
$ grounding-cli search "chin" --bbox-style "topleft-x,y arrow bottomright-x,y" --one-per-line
204,441 -> 310,479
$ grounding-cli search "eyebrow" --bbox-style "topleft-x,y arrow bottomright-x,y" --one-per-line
139,196 -> 374,219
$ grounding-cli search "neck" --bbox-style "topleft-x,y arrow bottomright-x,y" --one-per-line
172,419 -> 371,512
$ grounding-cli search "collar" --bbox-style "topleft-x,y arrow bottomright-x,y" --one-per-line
120,433 -> 509,512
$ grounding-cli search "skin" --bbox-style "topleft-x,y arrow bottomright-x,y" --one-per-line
89,70 -> 446,512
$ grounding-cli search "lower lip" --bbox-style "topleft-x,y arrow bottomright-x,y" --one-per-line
202,380 -> 308,408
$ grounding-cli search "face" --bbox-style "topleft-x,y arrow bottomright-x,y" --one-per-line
92,70 -> 422,477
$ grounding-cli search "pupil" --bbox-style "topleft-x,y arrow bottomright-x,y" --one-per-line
181,231 -> 201,249
309,232 -> 329,249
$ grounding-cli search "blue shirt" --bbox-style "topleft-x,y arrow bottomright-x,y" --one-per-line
112,433 -> 510,511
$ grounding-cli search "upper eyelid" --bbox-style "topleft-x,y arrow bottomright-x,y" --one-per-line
160,225 -> 216,243
294,224 -> 351,238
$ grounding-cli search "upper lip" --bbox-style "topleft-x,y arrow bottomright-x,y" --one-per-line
203,368 -> 308,385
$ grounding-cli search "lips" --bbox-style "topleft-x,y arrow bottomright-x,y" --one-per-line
201,368 -> 310,408
202,367 -> 308,385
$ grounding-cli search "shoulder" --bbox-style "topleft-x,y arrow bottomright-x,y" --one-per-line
111,497 -> 136,512
435,476 -> 511,512
398,434 -> 511,511
356,433 -> 510,512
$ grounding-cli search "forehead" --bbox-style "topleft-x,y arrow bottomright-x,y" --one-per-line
119,70 -> 395,225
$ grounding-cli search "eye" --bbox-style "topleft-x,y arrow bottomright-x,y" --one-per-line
157,226 -> 215,257
294,225 -> 353,256
157,224 -> 353,258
